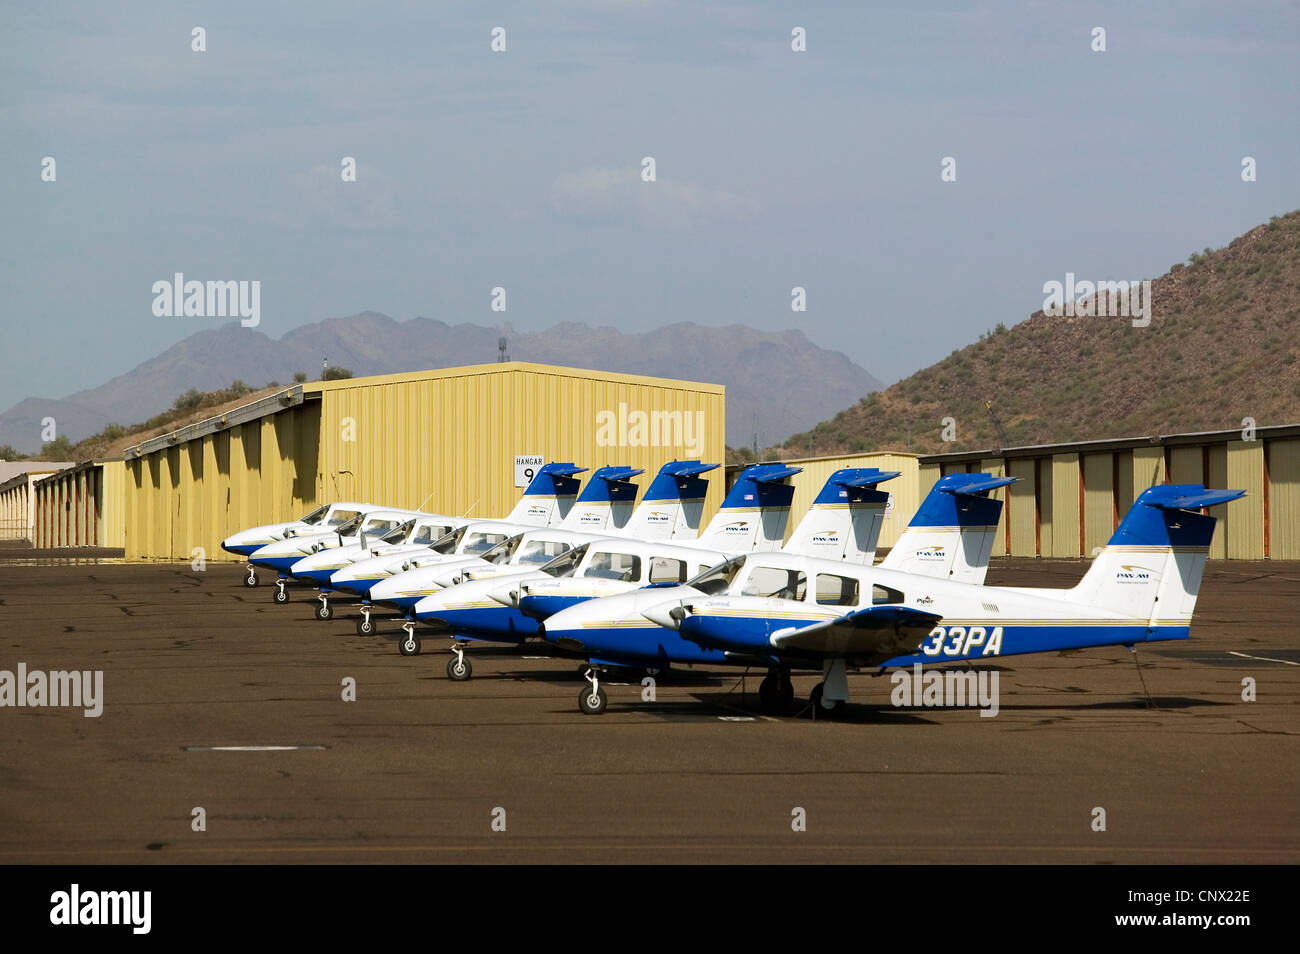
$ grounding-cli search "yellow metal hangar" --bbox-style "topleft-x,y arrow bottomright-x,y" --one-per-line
739,424 -> 1300,561
122,362 -> 726,562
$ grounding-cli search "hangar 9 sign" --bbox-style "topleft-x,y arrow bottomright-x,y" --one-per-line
515,456 -> 544,488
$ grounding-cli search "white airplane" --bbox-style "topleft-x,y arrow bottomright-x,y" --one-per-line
283,514 -> 473,617
319,461 -> 605,610
547,482 -> 1240,716
249,507 -> 432,604
234,461 -> 586,604
221,501 -> 380,586
405,466 -> 903,674
366,461 -> 725,635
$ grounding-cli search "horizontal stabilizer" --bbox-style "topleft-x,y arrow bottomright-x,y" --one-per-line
835,469 -> 900,488
1149,488 -> 1245,511
656,460 -> 719,479
534,463 -> 586,481
746,464 -> 803,484
588,466 -> 645,486
941,475 -> 1017,497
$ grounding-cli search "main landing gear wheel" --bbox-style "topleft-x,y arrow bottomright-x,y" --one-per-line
809,682 -> 840,717
758,670 -> 795,714
272,581 -> 289,604
355,613 -> 375,636
398,623 -> 421,656
447,653 -> 472,681
578,669 -> 607,715
244,565 -> 258,587
316,596 -> 333,620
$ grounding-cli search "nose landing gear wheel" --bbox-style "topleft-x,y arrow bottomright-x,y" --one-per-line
447,654 -> 472,681
272,580 -> 289,604
356,612 -> 375,636
578,668 -> 607,715
316,596 -> 333,620
398,622 -> 421,656
579,685 -> 607,715
244,565 -> 258,587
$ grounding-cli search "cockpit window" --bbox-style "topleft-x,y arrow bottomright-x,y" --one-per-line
741,565 -> 807,600
518,540 -> 572,565
539,543 -> 588,578
379,520 -> 415,545
816,573 -> 860,606
481,533 -> 526,564
326,510 -> 361,529
429,526 -> 465,554
361,517 -> 403,536
872,584 -> 905,605
412,523 -> 450,545
648,557 -> 688,584
300,506 -> 329,526
333,514 -> 365,535
583,551 -> 641,582
463,532 -> 508,555
686,555 -> 746,595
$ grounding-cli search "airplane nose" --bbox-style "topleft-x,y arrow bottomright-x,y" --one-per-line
488,583 -> 518,607
642,600 -> 688,630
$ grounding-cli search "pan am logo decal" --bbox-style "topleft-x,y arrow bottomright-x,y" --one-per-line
914,545 -> 945,561
1116,564 -> 1156,584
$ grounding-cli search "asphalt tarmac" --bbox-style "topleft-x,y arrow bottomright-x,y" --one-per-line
1,556 -> 1296,863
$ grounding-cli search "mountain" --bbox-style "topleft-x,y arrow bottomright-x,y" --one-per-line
771,211 -> 1300,458
0,317 -> 881,454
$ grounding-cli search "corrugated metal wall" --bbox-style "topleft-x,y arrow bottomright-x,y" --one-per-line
125,364 -> 726,561
1271,438 -> 1300,559
30,461 -> 126,548
909,432 -> 1298,560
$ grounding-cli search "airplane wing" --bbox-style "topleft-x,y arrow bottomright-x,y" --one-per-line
770,605 -> 942,657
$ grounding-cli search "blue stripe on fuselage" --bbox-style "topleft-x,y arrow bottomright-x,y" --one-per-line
543,625 -> 729,667
414,605 -> 539,642
334,577 -> 382,597
518,594 -> 587,620
881,623 -> 1189,668
222,543 -> 263,556
250,555 -> 302,572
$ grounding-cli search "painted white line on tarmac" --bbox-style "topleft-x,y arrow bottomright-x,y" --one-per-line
184,745 -> 327,752
1228,651 -> 1300,667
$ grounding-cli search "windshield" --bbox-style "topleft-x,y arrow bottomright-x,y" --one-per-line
361,517 -> 404,537
428,526 -> 465,554
300,505 -> 329,526
539,543 -> 588,578
462,531 -> 508,555
686,555 -> 746,595
481,533 -> 526,564
333,514 -> 365,535
326,509 -> 361,529
379,520 -> 415,545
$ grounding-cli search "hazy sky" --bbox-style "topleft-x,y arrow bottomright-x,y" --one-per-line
2,1 -> 1298,410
